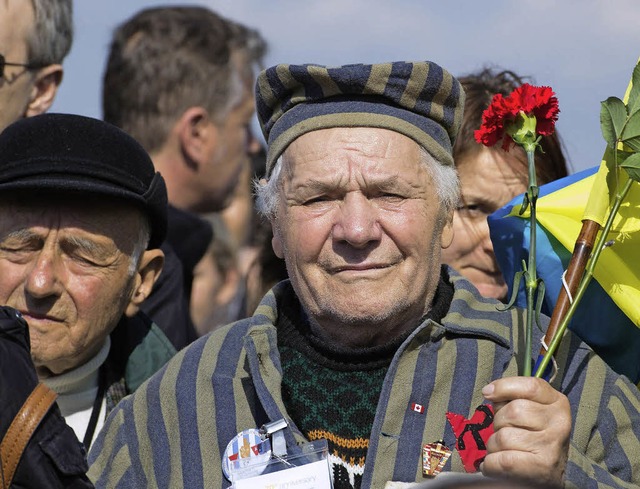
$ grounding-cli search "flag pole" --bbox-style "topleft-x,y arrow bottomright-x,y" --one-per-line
533,219 -> 600,378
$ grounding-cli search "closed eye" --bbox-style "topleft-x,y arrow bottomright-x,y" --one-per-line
378,192 -> 405,200
302,195 -> 333,206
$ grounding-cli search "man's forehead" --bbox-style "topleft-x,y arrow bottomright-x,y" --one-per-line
0,196 -> 140,228
0,0 -> 34,45
0,199 -> 143,254
282,127 -> 423,170
0,0 -> 35,35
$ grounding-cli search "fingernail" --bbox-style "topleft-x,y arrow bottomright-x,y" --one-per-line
482,384 -> 494,396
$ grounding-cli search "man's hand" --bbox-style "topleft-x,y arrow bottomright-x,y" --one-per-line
481,376 -> 571,486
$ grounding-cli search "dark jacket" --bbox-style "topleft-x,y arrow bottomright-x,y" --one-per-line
0,307 -> 175,488
0,306 -> 93,488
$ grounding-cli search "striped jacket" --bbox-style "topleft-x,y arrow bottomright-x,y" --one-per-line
88,270 -> 640,488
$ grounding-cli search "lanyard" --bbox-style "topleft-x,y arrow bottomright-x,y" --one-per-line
82,368 -> 105,448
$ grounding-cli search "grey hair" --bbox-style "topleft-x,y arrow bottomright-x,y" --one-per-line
28,0 -> 74,66
128,215 -> 151,276
254,146 -> 460,219
254,157 -> 284,219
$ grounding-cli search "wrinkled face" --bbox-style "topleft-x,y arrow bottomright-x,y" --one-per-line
0,198 -> 143,376
442,146 -> 527,300
270,127 -> 453,346
0,0 -> 36,132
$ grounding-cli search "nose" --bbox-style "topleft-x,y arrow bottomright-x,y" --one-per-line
332,193 -> 382,248
25,250 -> 62,299
478,219 -> 494,253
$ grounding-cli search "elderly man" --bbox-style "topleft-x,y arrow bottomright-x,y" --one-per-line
0,113 -> 175,456
102,6 -> 267,345
0,0 -> 72,133
88,62 -> 640,488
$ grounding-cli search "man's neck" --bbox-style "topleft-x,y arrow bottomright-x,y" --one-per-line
151,148 -> 198,213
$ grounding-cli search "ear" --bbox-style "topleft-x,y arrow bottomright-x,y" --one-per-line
440,209 -> 454,249
24,64 -> 63,117
124,249 -> 165,317
177,107 -> 219,170
271,221 -> 285,259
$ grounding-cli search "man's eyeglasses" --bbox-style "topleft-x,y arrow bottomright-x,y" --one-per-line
0,54 -> 44,79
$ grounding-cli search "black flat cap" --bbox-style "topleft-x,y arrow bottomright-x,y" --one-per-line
0,113 -> 167,248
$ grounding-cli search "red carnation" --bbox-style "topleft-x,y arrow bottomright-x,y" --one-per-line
474,83 -> 559,151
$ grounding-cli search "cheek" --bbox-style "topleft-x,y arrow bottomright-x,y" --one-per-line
441,216 -> 479,261
69,273 -> 132,318
69,277 -> 109,312
280,211 -> 333,259
0,262 -> 27,302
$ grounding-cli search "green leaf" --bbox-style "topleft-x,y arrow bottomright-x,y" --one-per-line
627,62 -> 640,115
621,109 -> 640,151
620,152 -> 640,182
600,97 -> 627,145
498,270 -> 525,311
603,146 -> 618,175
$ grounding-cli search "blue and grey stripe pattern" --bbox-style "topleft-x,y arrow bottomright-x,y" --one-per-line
88,270 -> 640,488
255,61 -> 465,174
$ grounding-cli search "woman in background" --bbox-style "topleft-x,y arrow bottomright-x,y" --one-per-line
442,68 -> 570,300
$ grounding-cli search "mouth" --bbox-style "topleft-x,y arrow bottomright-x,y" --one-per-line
20,311 -> 63,323
331,263 -> 392,274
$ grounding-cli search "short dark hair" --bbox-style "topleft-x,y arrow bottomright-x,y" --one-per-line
102,6 -> 266,153
28,0 -> 73,66
454,67 -> 569,185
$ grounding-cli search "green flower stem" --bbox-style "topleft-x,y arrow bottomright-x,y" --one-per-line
534,175 -> 633,378
523,148 -> 538,377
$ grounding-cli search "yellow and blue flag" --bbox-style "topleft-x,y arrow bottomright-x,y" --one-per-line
488,165 -> 640,383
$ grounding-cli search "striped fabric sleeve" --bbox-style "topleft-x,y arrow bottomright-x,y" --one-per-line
87,399 -> 137,488
88,318 -> 276,489
562,360 -> 640,488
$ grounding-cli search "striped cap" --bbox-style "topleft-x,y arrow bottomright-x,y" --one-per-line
256,61 -> 465,175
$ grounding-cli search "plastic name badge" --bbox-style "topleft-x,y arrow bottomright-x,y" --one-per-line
234,458 -> 331,489
229,439 -> 332,489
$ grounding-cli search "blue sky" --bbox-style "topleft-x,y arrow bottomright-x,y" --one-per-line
52,0 -> 640,173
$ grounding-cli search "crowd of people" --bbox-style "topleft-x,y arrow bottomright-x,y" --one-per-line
0,2 -> 639,489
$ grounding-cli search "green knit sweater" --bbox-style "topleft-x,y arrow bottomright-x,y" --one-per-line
277,278 -> 453,489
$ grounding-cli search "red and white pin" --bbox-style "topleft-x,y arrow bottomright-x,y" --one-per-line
411,402 -> 425,414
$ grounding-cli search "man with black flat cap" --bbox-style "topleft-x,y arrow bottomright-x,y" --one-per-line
0,111 -> 176,477
89,61 -> 640,489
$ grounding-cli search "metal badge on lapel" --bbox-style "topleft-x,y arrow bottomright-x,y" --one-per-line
222,428 -> 272,481
422,440 -> 451,477
222,419 -> 333,487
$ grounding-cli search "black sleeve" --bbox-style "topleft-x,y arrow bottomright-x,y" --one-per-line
0,306 -> 93,488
